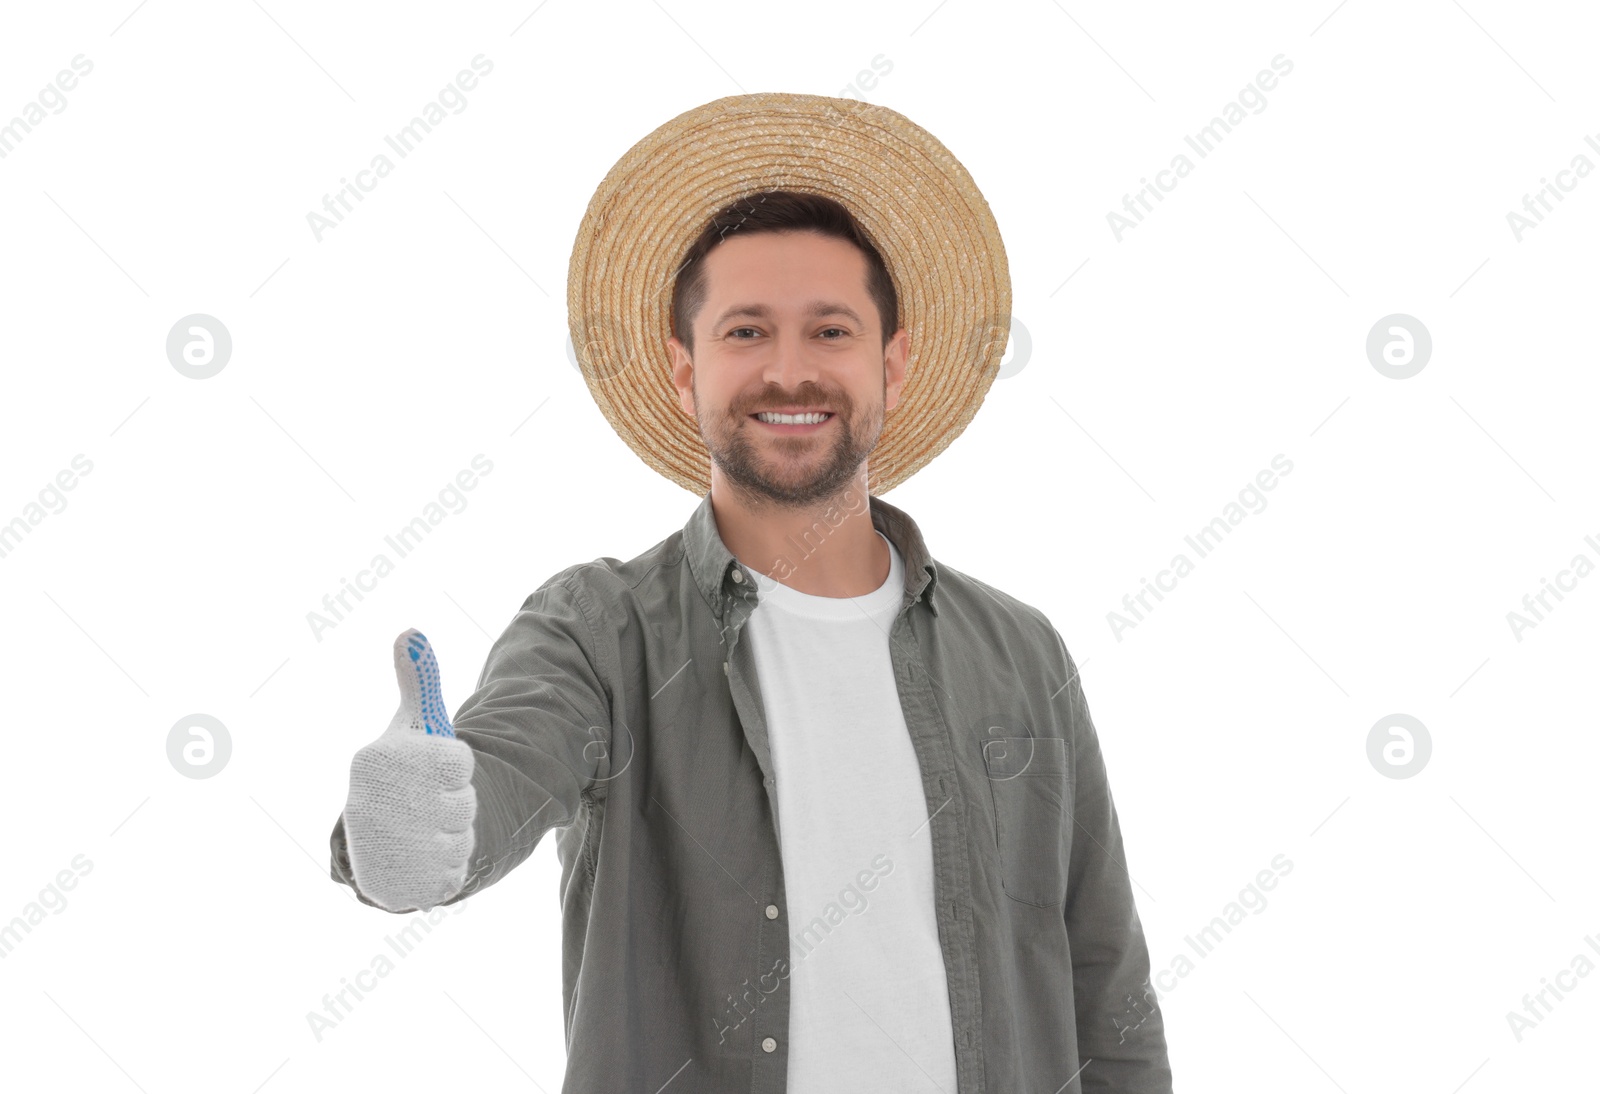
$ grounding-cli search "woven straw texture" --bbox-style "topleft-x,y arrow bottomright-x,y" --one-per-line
566,91 -> 1011,496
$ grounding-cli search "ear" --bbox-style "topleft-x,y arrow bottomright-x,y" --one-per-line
883,327 -> 910,414
668,335 -> 696,417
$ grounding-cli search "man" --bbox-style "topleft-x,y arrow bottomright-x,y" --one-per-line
330,92 -> 1172,1093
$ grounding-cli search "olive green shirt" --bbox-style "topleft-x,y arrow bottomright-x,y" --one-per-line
329,489 -> 1172,1093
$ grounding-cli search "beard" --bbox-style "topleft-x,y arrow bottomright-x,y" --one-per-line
694,377 -> 884,510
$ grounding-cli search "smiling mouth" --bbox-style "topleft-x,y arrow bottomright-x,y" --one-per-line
750,411 -> 834,432
752,410 -> 832,422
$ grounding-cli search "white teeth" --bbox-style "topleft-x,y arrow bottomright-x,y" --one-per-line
756,411 -> 831,424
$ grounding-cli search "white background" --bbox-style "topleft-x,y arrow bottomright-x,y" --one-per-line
1,0 -> 1595,1090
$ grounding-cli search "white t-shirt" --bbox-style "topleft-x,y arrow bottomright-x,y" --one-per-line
745,530 -> 960,1093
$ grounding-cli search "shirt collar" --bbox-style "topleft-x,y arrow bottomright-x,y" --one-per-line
683,487 -> 940,620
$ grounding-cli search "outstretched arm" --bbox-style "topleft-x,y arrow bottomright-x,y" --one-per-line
330,572 -> 617,909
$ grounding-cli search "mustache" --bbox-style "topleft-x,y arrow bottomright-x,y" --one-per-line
741,395 -> 849,414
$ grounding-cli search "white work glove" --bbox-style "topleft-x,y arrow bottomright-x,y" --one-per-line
343,629 -> 476,912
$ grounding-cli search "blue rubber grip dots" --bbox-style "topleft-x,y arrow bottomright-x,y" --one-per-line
398,628 -> 456,738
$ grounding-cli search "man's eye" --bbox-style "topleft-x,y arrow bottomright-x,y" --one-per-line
819,327 -> 848,339
728,327 -> 759,339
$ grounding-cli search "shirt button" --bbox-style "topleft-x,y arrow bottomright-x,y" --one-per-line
765,904 -> 779,919
731,568 -> 744,583
761,1036 -> 777,1053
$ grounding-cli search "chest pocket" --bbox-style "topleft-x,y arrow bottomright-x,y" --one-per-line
982,735 -> 1070,907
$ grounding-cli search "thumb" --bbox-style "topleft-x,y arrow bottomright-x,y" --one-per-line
387,628 -> 456,738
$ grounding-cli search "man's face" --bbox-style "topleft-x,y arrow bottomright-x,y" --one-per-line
668,230 -> 909,508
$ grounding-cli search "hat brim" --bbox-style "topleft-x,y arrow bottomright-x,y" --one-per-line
567,91 -> 1011,496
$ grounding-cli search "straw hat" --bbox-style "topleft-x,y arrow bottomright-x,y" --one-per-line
566,91 -> 1011,497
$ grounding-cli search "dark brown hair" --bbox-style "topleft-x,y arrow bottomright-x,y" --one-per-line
670,190 -> 899,355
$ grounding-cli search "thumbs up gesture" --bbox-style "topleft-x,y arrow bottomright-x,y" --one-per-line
342,629 -> 476,912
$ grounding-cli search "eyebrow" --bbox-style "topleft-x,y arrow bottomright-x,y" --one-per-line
711,301 -> 866,329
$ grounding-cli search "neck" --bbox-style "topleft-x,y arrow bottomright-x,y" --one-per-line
708,469 -> 888,598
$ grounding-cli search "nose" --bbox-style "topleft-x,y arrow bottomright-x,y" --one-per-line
761,326 -> 823,394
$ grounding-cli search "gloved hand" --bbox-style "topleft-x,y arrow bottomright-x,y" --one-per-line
342,629 -> 476,912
